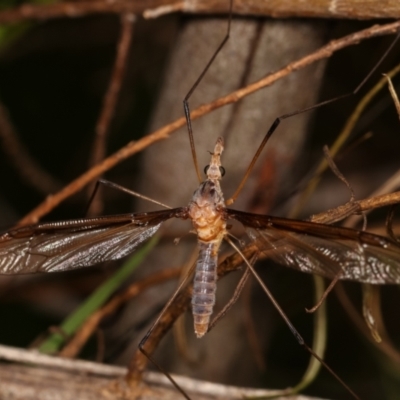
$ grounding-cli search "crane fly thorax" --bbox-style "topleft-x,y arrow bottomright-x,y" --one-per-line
188,180 -> 227,242
187,137 -> 227,242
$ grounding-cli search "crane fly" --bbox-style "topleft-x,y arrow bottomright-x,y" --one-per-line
2,1 -> 400,399
1,137 -> 400,339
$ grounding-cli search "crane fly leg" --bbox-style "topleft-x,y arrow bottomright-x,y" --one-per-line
305,270 -> 343,313
208,253 -> 257,333
225,236 -> 360,400
128,260 -> 197,400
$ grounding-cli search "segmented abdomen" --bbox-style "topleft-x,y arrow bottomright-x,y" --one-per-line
192,241 -> 218,338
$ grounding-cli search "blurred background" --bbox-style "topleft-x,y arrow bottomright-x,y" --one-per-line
1,1 -> 400,399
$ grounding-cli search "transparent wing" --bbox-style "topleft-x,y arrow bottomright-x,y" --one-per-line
227,209 -> 400,284
0,208 -> 186,274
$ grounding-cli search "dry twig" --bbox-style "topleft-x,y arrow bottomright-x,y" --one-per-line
0,348 -> 325,400
87,12 -> 136,215
0,101 -> 61,195
0,0 -> 399,23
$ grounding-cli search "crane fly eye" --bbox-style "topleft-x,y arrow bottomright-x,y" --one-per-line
204,165 -> 210,175
219,166 -> 225,176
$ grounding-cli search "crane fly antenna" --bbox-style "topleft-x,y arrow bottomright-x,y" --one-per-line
183,0 -> 233,183
226,30 -> 400,205
225,236 -> 360,400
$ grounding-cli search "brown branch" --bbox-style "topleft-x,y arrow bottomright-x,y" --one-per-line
343,167 -> 400,229
17,20 -> 400,226
0,352 -> 324,400
176,0 -> 400,19
311,191 -> 400,224
0,100 -> 62,195
87,12 -> 136,215
90,13 -> 136,170
0,1 -> 142,24
1,0 -> 400,24
356,191 -> 400,212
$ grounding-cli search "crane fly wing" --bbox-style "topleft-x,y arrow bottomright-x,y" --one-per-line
0,208 -> 186,274
227,209 -> 400,284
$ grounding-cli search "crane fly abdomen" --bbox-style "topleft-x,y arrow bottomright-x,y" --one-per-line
192,241 -> 219,338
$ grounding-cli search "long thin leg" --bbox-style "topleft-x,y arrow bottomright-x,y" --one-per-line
323,145 -> 355,202
97,178 -> 172,209
128,244 -> 262,398
208,261 -> 252,332
85,178 -> 171,217
133,260 -> 198,400
226,31 -> 400,205
305,270 -> 342,313
304,145 -> 348,313
183,0 -> 233,183
85,180 -> 102,216
225,236 -> 360,400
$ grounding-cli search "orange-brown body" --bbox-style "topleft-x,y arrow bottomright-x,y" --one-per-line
187,138 -> 228,338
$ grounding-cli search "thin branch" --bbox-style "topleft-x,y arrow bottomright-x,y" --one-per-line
311,191 -> 400,224
343,172 -> 400,229
89,13 -> 136,170
290,62 -> 400,219
384,73 -> 400,118
0,1 -> 141,23
17,20 -> 400,226
0,100 -> 61,195
0,343 -> 123,376
88,12 -> 136,215
1,0 -> 400,24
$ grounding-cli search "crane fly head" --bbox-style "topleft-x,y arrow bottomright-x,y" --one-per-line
204,137 -> 225,181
